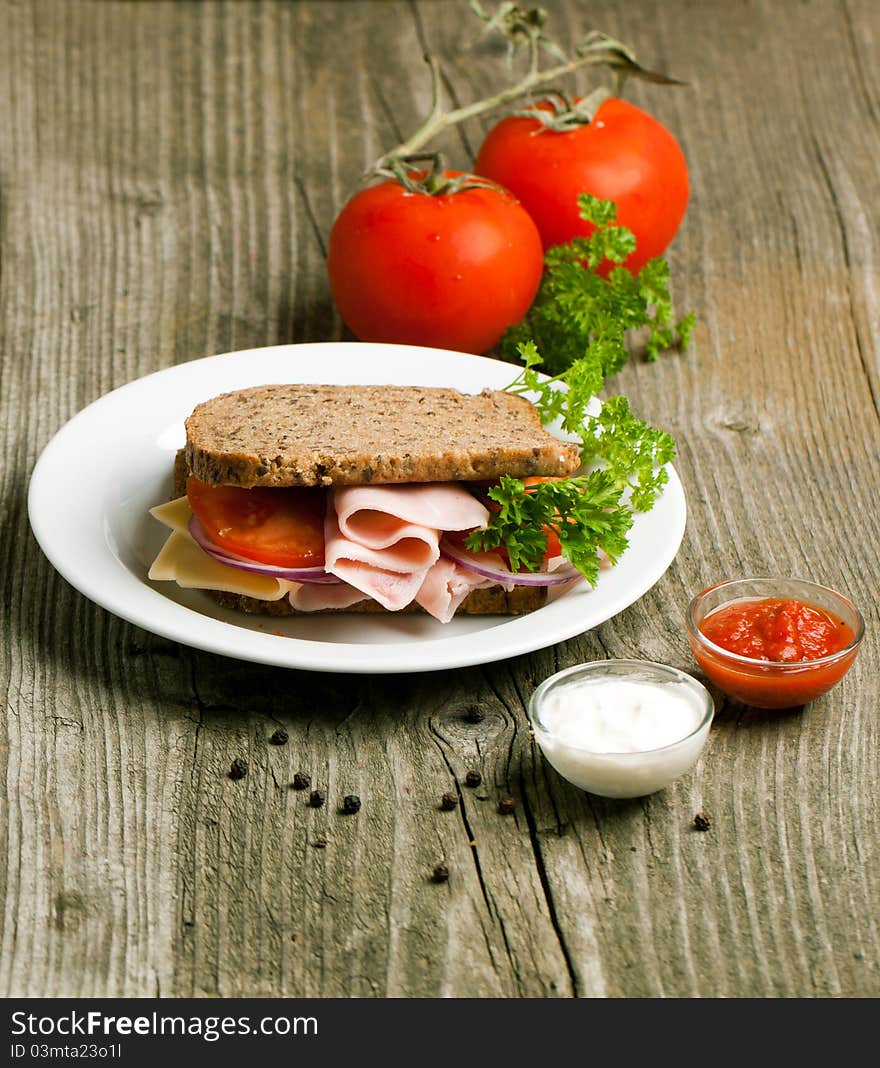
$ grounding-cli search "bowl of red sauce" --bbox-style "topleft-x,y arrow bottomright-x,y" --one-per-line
686,578 -> 864,709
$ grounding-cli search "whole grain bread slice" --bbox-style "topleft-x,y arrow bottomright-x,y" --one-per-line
184,383 -> 581,487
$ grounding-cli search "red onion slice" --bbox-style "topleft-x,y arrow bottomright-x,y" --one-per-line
188,517 -> 341,584
440,539 -> 582,587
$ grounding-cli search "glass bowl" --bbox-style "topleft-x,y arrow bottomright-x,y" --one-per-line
528,660 -> 715,799
686,577 -> 864,709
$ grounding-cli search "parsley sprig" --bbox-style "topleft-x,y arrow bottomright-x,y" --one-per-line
501,194 -> 695,375
467,330 -> 680,585
468,195 -> 689,585
466,343 -> 672,581
466,472 -> 633,588
503,341 -> 676,511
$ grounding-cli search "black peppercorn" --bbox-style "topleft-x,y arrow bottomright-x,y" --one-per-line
464,704 -> 485,723
308,789 -> 325,808
291,771 -> 312,790
269,728 -> 289,746
228,757 -> 248,780
693,813 -> 711,832
464,770 -> 482,788
440,791 -> 458,811
341,794 -> 361,814
432,863 -> 450,883
498,795 -> 516,815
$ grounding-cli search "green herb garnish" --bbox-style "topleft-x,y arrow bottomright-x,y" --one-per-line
465,471 -> 633,588
503,341 -> 676,511
467,341 -> 665,582
501,194 -> 694,375
469,196 -> 689,585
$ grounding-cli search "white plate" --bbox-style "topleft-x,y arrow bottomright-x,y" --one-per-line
28,342 -> 686,674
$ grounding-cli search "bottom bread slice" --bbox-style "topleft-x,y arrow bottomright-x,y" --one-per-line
206,584 -> 547,617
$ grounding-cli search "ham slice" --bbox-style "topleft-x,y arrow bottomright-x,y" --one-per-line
324,507 -> 438,610
415,558 -> 497,624
288,581 -> 368,612
334,483 -> 489,545
324,484 -> 490,612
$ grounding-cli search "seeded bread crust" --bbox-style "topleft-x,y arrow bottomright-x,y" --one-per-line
184,383 -> 581,488
171,451 -> 549,617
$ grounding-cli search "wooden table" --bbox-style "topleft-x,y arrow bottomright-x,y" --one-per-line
2,0 -> 878,999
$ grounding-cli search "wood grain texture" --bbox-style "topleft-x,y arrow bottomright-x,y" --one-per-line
0,0 -> 878,997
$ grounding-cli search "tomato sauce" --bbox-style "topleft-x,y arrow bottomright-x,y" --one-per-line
700,598 -> 854,663
691,597 -> 859,709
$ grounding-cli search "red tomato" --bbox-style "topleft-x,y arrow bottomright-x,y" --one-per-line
474,98 -> 689,272
186,476 -> 326,568
326,172 -> 544,354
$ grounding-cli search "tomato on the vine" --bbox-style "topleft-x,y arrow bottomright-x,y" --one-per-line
474,98 -> 689,272
326,172 -> 544,354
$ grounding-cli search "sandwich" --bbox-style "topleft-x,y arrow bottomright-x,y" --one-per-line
147,382 -> 594,623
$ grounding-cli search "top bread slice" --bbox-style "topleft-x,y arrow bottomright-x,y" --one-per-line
184,383 -> 582,488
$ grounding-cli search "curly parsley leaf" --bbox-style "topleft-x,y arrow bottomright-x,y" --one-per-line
465,472 -> 633,587
500,194 -> 693,375
503,344 -> 675,511
474,195 -> 689,585
503,339 -> 602,432
581,395 -> 675,511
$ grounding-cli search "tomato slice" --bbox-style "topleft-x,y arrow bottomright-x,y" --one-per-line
522,477 -> 566,558
186,476 -> 326,568
541,528 -> 562,559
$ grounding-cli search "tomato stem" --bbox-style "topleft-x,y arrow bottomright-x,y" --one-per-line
370,5 -> 686,183
375,150 -> 506,196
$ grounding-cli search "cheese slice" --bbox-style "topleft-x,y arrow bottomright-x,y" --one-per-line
150,495 -> 196,536
148,497 -> 291,600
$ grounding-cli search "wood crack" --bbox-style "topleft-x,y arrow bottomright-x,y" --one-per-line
519,779 -> 579,997
479,665 -> 519,787
294,176 -> 328,258
594,628 -> 611,660
408,0 -> 476,163
369,75 -> 404,143
584,794 -> 612,864
187,656 -> 206,792
840,0 -> 878,124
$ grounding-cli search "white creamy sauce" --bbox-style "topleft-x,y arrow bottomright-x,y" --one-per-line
541,677 -> 703,754
535,674 -> 710,798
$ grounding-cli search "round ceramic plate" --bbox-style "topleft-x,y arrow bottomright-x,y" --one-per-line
28,342 -> 686,674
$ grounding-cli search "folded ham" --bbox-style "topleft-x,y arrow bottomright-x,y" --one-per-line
299,483 -> 491,618
335,483 -> 489,546
288,581 -> 367,612
414,557 -> 498,624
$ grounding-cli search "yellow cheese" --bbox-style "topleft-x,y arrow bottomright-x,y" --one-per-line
148,497 -> 291,600
150,495 -> 196,535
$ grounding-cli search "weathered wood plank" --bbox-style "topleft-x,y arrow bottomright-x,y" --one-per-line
0,0 -> 878,998
414,0 -> 880,997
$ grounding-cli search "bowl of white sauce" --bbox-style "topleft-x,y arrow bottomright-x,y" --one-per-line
528,660 -> 715,799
